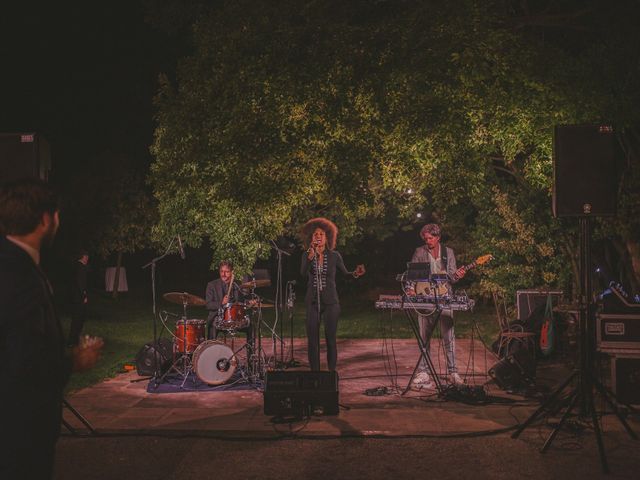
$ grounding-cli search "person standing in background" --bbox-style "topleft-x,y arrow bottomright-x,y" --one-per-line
68,250 -> 89,347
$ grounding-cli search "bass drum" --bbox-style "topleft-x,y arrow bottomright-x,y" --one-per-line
192,340 -> 237,385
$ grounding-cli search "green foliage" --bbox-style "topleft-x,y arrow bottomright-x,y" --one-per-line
149,0 -> 640,289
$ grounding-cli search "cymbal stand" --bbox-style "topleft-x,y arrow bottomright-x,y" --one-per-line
155,297 -> 193,388
142,236 -> 178,388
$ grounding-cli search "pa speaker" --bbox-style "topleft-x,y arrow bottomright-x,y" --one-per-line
0,133 -> 51,182
135,338 -> 173,376
553,124 -> 619,217
264,370 -> 339,416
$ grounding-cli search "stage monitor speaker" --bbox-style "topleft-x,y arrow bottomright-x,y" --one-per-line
552,124 -> 619,217
135,338 -> 173,376
0,133 -> 51,182
264,370 -> 339,416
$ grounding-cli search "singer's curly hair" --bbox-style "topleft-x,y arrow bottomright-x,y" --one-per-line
301,217 -> 338,250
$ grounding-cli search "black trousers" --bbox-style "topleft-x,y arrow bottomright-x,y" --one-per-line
306,302 -> 340,371
67,302 -> 86,346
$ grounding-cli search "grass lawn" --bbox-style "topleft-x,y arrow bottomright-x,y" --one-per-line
61,288 -> 500,392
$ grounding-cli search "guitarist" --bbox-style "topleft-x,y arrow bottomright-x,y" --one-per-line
406,223 -> 468,388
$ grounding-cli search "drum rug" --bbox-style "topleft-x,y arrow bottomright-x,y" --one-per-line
146,371 -> 260,394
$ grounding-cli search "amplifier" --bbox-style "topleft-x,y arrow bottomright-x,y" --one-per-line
264,371 -> 339,416
597,313 -> 640,352
611,355 -> 640,405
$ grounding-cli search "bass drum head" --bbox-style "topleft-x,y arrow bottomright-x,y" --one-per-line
193,340 -> 237,385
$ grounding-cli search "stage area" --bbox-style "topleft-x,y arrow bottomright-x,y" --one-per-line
62,338 -> 621,438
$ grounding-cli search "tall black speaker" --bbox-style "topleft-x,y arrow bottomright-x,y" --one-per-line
0,132 -> 51,182
553,124 -> 619,217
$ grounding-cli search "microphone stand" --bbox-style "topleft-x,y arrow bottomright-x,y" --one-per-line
270,240 -> 290,368
142,237 -> 177,388
313,245 -> 323,370
286,281 -> 300,367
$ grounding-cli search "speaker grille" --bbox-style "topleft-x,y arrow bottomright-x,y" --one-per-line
553,124 -> 618,217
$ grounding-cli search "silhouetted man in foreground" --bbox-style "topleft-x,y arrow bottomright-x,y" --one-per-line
0,178 -> 103,479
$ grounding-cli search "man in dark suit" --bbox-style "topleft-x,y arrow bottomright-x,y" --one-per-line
68,250 -> 89,346
0,178 -> 103,479
205,260 -> 254,346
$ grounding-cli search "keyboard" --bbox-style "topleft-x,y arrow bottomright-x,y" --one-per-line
375,294 -> 475,311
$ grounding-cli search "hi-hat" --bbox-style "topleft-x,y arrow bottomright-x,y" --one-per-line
163,292 -> 206,306
240,279 -> 271,289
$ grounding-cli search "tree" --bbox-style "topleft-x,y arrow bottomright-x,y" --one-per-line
149,0 -> 640,295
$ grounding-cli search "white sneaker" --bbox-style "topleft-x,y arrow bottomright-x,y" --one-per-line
449,372 -> 464,385
412,371 -> 434,389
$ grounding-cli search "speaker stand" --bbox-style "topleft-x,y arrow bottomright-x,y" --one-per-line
62,398 -> 96,436
511,217 -> 637,473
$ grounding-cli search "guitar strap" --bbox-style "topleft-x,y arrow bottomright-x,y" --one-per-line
440,245 -> 448,274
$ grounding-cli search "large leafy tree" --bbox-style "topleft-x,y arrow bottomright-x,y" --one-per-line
149,0 -> 640,295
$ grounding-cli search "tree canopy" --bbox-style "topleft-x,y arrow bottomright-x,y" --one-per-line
150,0 -> 640,295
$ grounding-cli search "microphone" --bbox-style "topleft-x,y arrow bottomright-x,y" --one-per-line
177,235 -> 186,260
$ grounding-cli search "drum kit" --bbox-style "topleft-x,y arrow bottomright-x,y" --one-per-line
158,279 -> 274,388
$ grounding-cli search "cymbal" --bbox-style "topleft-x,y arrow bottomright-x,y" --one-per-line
163,292 -> 206,306
240,279 -> 271,289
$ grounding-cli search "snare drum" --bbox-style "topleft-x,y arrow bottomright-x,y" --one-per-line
193,340 -> 237,385
174,319 -> 206,354
214,303 -> 250,331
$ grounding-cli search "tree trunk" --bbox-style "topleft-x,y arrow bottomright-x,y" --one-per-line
112,251 -> 123,300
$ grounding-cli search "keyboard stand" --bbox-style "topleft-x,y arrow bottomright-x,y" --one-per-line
402,305 -> 445,396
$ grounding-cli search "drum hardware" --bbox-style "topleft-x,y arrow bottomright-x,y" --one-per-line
142,236 -> 185,388
163,291 -> 206,306
155,291 -> 206,388
240,278 -> 271,289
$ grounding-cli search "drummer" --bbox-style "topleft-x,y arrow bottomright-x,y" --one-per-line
205,260 -> 255,346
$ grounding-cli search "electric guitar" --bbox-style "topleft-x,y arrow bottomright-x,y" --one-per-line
452,254 -> 494,281
415,254 -> 493,296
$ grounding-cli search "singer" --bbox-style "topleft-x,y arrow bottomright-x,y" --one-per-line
300,218 -> 365,371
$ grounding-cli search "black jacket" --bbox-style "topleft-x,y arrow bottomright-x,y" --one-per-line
301,249 -> 350,305
0,236 -> 72,467
205,278 -> 246,322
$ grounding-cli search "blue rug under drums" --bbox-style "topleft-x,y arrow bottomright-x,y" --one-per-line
146,371 -> 260,393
